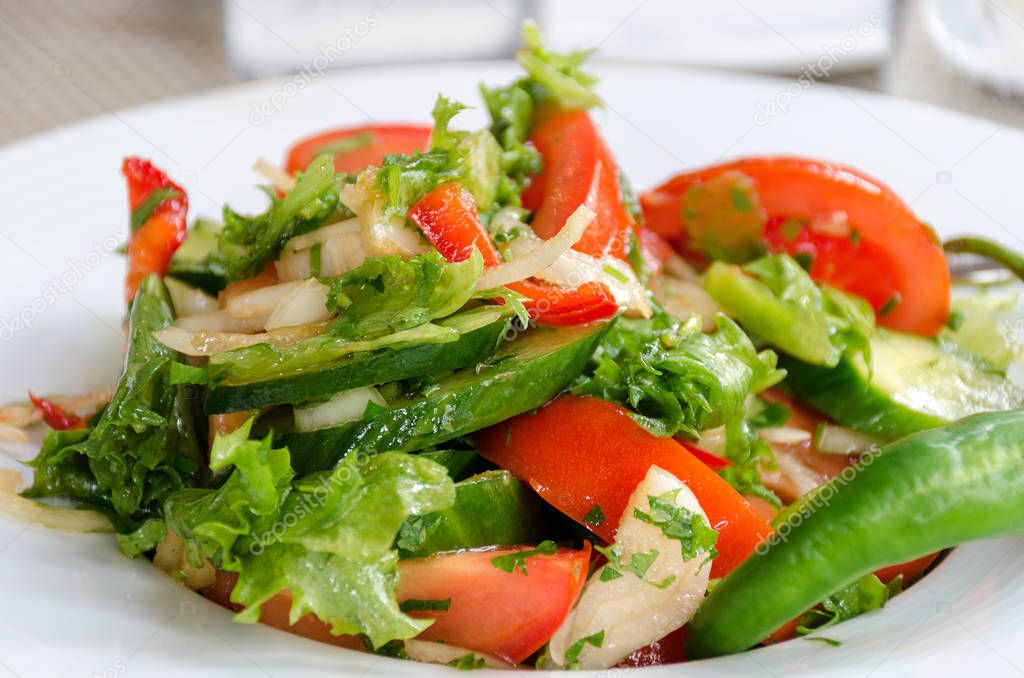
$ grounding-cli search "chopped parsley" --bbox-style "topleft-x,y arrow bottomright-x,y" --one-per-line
583,504 -> 605,527
878,293 -> 902,318
491,540 -> 558,574
594,544 -> 675,589
399,598 -> 451,613
564,630 -> 605,668
633,490 -> 719,562
797,573 -> 901,635
449,653 -> 486,670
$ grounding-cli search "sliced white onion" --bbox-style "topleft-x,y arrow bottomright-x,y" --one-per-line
284,218 -> 360,252
478,205 -> 595,290
320,229 -> 368,276
165,277 -> 218,317
0,470 -> 113,533
758,426 -> 813,445
174,309 -> 269,334
696,426 -> 727,457
293,387 -> 386,432
225,280 -> 304,319
546,466 -> 711,669
403,640 -> 511,670
275,248 -> 312,282
663,254 -> 702,282
342,171 -> 429,257
265,279 -> 332,330
0,422 -> 28,444
153,321 -> 328,357
0,388 -> 114,430
253,157 -> 296,193
814,423 -> 881,455
507,233 -> 650,317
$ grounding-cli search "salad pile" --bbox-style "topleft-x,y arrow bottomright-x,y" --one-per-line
5,25 -> 1024,670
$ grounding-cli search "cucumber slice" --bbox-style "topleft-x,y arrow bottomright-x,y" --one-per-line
785,330 -> 1024,440
282,321 -> 608,474
206,306 -> 512,413
167,219 -> 227,293
397,470 -> 544,558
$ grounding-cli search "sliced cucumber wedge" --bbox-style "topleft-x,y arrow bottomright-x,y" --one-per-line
206,306 -> 512,413
397,470 -> 544,558
785,330 -> 1024,440
167,219 -> 227,293
281,321 -> 608,474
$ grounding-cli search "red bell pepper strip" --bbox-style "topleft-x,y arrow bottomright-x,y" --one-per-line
407,183 -> 618,326
681,442 -> 733,473
121,157 -> 188,303
285,123 -> 431,175
475,395 -> 773,578
28,392 -> 89,430
640,156 -> 950,336
523,111 -> 633,259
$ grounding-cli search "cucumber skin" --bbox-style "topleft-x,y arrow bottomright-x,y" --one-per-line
282,323 -> 608,475
782,355 -> 947,441
399,470 -> 544,559
205,317 -> 510,413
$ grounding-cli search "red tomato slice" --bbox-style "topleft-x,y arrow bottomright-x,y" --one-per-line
407,183 -> 618,326
122,157 -> 188,303
639,156 -> 950,335
203,544 -> 590,665
618,628 -> 687,667
397,544 -> 591,664
203,571 -> 365,651
475,395 -> 772,578
874,551 -> 941,585
524,111 -> 633,259
284,124 -> 431,175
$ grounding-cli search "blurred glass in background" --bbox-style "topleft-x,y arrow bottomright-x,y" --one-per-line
0,0 -> 1021,147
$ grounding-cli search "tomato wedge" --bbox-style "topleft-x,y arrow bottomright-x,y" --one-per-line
397,544 -> 591,664
285,124 -> 431,175
523,111 -> 633,259
122,157 -> 188,303
407,183 -> 618,326
475,395 -> 772,578
640,156 -> 950,335
203,544 -> 590,665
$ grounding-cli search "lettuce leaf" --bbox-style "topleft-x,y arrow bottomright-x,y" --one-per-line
25,275 -> 202,532
572,310 -> 784,438
204,154 -> 341,282
164,428 -> 456,648
516,21 -> 601,111
325,249 -> 484,339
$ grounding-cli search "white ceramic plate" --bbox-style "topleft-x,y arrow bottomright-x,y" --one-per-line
1,63 -> 1023,678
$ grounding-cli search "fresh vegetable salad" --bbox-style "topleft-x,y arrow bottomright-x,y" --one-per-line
5,24 -> 1024,671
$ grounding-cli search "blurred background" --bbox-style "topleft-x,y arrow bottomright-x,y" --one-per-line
0,0 -> 1022,147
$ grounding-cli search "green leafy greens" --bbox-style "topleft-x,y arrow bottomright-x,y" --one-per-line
797,573 -> 902,636
26,275 -> 201,538
164,421 -> 456,648
572,309 -> 784,438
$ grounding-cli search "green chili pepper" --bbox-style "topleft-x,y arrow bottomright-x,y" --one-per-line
686,410 -> 1024,658
944,237 -> 1024,282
